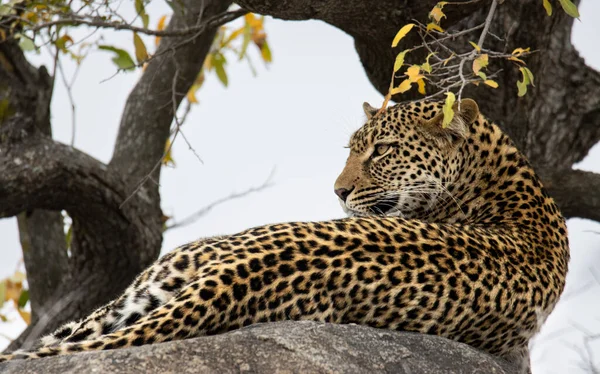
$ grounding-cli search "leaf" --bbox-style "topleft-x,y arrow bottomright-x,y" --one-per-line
17,309 -> 31,325
511,47 -> 530,56
238,22 -> 251,60
135,0 -> 149,28
420,52 -> 435,74
405,65 -> 423,83
429,5 -> 446,23
522,67 -> 535,86
393,50 -> 408,73
469,41 -> 481,52
426,23 -> 444,33
417,78 -> 426,95
17,289 -> 29,308
133,33 -> 148,64
98,45 -> 135,71
224,26 -> 245,47
472,54 -> 489,75
508,56 -> 526,64
442,92 -> 456,128
484,79 -> 499,88
558,0 -> 579,18
390,79 -> 412,95
55,34 -> 73,53
391,24 -> 415,48
155,15 -> 168,46
0,281 -> 5,305
213,53 -> 228,87
542,0 -> 553,16
65,224 -> 73,249
261,41 -> 272,64
163,139 -> 176,166
477,71 -> 487,80
517,67 -> 531,97
19,37 -> 36,52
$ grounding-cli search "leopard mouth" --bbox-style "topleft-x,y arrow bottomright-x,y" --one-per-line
369,196 -> 400,215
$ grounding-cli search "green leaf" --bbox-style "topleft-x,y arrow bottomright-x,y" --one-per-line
558,0 -> 579,18
442,92 -> 455,128
238,22 -> 251,61
393,50 -> 409,73
542,0 -> 553,16
17,289 -> 29,308
135,0 -> 149,28
0,280 -> 6,305
19,37 -> 36,52
213,53 -> 228,87
65,224 -> 73,249
98,45 -> 136,71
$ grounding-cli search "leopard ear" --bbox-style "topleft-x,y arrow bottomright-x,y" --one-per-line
422,99 -> 479,145
363,102 -> 378,120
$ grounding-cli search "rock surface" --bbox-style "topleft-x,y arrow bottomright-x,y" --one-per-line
1,321 -> 518,374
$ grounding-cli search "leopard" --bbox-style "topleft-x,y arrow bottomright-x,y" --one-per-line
0,98 -> 569,373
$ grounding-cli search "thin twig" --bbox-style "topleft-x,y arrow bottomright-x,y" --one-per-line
166,169 -> 275,230
25,9 -> 248,38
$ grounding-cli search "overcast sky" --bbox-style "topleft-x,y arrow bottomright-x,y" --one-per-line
1,1 -> 600,372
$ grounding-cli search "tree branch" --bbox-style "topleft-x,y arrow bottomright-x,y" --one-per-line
19,9 -> 247,38
538,168 -> 600,223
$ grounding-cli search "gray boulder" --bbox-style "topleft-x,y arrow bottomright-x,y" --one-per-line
0,321 -> 517,373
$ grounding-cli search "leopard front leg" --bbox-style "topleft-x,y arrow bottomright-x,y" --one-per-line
39,237 -> 226,347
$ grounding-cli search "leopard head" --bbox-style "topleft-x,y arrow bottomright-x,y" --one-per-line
334,99 -> 479,219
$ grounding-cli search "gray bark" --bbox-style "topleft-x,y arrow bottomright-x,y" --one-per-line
1,0 -> 233,350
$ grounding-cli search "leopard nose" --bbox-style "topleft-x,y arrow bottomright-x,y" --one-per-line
334,187 -> 354,202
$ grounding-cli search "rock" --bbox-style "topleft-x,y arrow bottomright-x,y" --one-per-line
0,321 -> 517,374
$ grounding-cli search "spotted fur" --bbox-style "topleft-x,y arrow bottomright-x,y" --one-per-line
0,99 -> 569,373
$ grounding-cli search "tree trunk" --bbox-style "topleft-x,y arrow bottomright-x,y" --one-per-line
1,0 -> 233,351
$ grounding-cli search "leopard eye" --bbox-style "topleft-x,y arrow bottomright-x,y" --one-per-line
373,144 -> 391,157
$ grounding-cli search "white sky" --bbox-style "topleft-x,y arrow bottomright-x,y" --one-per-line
1,1 -> 600,372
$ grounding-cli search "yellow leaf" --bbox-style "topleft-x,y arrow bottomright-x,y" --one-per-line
542,0 -> 553,16
443,53 -> 455,66
511,47 -> 530,56
484,79 -> 499,88
558,0 -> 579,18
405,65 -> 423,83
442,92 -> 456,128
155,15 -> 167,47
508,56 -> 526,64
393,50 -> 409,73
472,54 -> 489,75
390,79 -> 412,95
429,6 -> 446,23
223,26 -> 245,46
245,13 -> 263,29
133,33 -> 148,64
187,88 -> 199,104
469,41 -> 481,52
426,23 -> 444,33
391,24 -> 415,48
417,78 -> 426,95
16,308 -> 30,325
163,139 -> 176,166
477,71 -> 487,80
